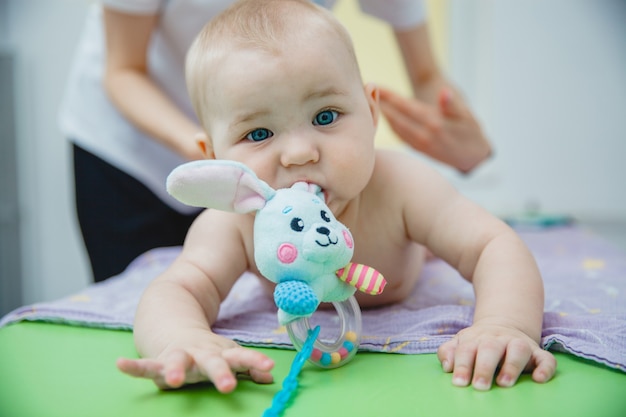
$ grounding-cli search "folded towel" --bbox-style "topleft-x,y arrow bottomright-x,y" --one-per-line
2,226 -> 625,371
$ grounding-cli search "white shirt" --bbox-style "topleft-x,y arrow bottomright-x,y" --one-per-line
59,0 -> 425,212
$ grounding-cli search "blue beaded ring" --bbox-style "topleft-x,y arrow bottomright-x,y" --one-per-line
286,295 -> 362,368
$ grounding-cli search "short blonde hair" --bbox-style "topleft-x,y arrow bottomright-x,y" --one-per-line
185,0 -> 360,131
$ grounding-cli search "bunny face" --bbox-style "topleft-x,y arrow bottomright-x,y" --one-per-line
166,160 -> 357,313
254,183 -> 354,285
167,160 -> 385,324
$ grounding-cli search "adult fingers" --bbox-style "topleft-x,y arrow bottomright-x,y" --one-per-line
379,99 -> 432,150
379,87 -> 441,131
438,88 -> 466,118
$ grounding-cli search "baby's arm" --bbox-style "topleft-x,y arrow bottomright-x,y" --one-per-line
117,210 -> 274,392
434,227 -> 556,390
393,153 -> 556,390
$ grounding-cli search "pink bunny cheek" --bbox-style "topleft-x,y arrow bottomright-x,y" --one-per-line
343,230 -> 354,249
277,243 -> 298,264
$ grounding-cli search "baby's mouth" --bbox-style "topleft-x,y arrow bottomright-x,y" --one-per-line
291,181 -> 325,200
320,188 -> 329,203
304,183 -> 321,194
308,183 -> 327,202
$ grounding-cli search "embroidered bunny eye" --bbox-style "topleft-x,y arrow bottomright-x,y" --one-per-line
320,210 -> 331,223
290,217 -> 305,232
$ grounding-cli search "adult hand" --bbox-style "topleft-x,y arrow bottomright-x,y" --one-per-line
379,86 -> 492,173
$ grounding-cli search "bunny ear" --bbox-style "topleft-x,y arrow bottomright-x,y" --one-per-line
291,181 -> 324,200
166,160 -> 275,213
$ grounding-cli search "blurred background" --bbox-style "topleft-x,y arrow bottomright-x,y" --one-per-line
1,0 -> 625,316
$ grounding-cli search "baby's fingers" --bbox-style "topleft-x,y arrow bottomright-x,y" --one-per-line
116,357 -> 166,385
494,339 -> 532,388
117,354 -> 197,390
161,350 -> 195,388
530,348 -> 557,383
195,352 -> 240,393
193,347 -> 274,393
222,347 -> 274,385
496,343 -> 556,387
472,340 -> 509,390
436,338 -> 457,373
438,337 -> 481,388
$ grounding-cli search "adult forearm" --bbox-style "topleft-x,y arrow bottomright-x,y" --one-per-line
394,24 -> 446,105
104,70 -> 204,161
391,24 -> 491,174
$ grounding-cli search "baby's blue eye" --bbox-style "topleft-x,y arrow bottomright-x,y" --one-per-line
313,110 -> 338,126
246,128 -> 273,142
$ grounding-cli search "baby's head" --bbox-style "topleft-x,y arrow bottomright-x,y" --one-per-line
186,0 -> 379,206
187,0 -> 359,116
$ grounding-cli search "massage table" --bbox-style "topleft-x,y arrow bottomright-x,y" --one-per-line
1,226 -> 625,416
1,322 -> 624,417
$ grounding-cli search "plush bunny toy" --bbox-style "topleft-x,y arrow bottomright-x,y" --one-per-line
166,160 -> 386,325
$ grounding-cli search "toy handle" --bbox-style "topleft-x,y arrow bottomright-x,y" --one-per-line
286,295 -> 362,368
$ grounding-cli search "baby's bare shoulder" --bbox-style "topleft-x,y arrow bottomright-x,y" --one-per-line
358,150 -> 427,223
190,209 -> 253,233
366,149 -> 462,231
185,210 -> 254,256
179,210 -> 255,287
370,149 -> 442,194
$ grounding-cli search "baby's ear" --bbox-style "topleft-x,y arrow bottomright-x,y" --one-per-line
194,131 -> 215,159
364,83 -> 380,128
166,160 -> 275,213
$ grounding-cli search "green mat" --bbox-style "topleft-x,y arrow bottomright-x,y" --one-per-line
1,322 -> 624,417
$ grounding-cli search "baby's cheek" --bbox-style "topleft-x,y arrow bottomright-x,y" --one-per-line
277,243 -> 298,264
343,230 -> 354,249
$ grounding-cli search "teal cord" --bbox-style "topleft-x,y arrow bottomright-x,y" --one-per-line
262,325 -> 321,417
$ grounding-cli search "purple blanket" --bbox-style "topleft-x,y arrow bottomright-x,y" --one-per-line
2,226 -> 625,371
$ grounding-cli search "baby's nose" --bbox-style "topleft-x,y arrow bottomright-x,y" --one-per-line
279,133 -> 320,167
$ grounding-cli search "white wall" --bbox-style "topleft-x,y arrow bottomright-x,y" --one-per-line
446,0 -> 626,218
3,0 -> 626,304
3,0 -> 91,304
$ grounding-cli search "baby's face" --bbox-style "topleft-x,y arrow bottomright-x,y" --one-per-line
203,28 -> 378,215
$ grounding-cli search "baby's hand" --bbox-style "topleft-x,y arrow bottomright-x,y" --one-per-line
116,332 -> 274,392
437,321 -> 556,390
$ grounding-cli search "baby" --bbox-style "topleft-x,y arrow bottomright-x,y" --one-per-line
117,0 -> 556,392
